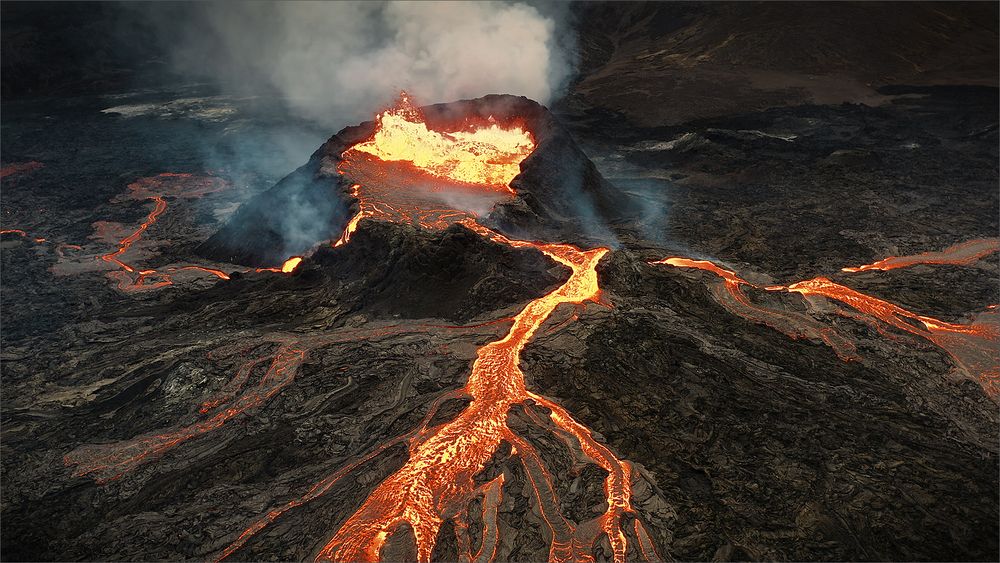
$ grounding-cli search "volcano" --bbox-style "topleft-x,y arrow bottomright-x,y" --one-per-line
199,94 -> 628,268
2,4 -> 998,563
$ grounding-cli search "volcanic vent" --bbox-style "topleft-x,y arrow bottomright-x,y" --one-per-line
198,93 -> 626,266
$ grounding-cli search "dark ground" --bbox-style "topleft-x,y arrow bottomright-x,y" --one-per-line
2,2 -> 998,561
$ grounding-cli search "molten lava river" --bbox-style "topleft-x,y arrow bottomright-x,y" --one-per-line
60,94 -> 661,563
25,92 -> 993,561
217,96 -> 658,562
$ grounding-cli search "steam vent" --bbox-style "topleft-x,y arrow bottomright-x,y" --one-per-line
199,94 -> 626,267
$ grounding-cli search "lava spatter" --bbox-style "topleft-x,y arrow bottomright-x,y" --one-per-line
349,92 -> 533,191
334,92 -> 531,249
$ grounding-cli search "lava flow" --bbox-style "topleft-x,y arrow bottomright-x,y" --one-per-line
86,173 -> 303,291
65,319 -> 500,483
783,277 -> 999,397
653,242 -> 998,399
650,257 -> 858,360
334,93 -> 532,247
350,92 -> 534,191
65,342 -> 306,483
842,238 -> 1000,272
216,95 -> 658,563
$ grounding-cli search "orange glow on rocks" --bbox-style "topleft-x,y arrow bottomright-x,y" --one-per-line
312,238 -> 615,563
213,100 -> 660,563
281,256 -> 303,273
219,230 -> 656,563
842,238 -> 1000,272
653,241 -> 999,400
75,173 -> 303,292
253,256 -> 303,274
100,196 -> 168,273
785,277 -> 999,397
652,257 -> 859,361
349,92 -> 534,191
334,94 -> 529,249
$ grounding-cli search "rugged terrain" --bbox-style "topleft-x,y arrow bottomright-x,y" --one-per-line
2,3 -> 998,562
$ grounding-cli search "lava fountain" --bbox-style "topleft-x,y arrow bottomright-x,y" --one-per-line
334,93 -> 533,247
349,91 -> 534,191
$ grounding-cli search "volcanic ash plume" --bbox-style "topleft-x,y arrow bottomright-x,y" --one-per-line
168,1 -> 571,126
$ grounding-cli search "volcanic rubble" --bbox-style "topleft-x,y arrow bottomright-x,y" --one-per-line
1,88 -> 998,562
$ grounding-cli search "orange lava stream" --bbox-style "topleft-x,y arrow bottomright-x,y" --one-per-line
254,256 -> 303,274
2,228 -> 49,244
652,258 -> 858,360
174,265 -> 231,280
65,345 -> 306,483
85,173 -> 302,291
842,238 -> 1000,272
350,92 -> 533,191
67,321 -> 515,485
217,228 -> 657,562
217,96 -> 657,563
314,239 -> 624,563
100,196 -> 168,273
653,248 -> 998,399
784,277 -> 999,397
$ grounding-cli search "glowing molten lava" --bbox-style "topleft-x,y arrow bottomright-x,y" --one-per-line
212,97 -> 659,563
334,93 -> 532,247
254,256 -> 303,274
80,173 -> 303,291
69,95 -> 660,562
313,237 -> 636,563
349,92 -> 534,191
784,277 -> 999,397
220,230 -> 657,563
842,238 -> 1000,272
653,241 -> 999,400
651,257 -> 858,361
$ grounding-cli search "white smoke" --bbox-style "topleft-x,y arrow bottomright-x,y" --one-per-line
167,1 -> 572,127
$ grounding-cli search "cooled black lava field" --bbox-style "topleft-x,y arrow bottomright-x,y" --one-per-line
2,3 -> 998,562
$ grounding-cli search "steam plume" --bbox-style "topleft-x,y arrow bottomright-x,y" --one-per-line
166,1 -> 572,127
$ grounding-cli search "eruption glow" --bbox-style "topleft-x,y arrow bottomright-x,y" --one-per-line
212,95 -> 659,562
81,173 -> 304,291
654,247 -> 999,399
349,92 -> 534,191
842,238 -> 999,272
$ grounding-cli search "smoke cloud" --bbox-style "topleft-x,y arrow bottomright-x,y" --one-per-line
165,1 -> 572,128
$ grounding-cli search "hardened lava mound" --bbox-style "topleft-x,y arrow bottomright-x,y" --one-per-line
198,94 -> 627,267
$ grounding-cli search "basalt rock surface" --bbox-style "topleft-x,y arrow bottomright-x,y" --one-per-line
2,13 -> 999,563
197,95 -> 630,267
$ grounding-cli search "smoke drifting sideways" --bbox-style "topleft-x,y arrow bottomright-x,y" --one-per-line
127,1 -> 577,263
155,1 -> 574,129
